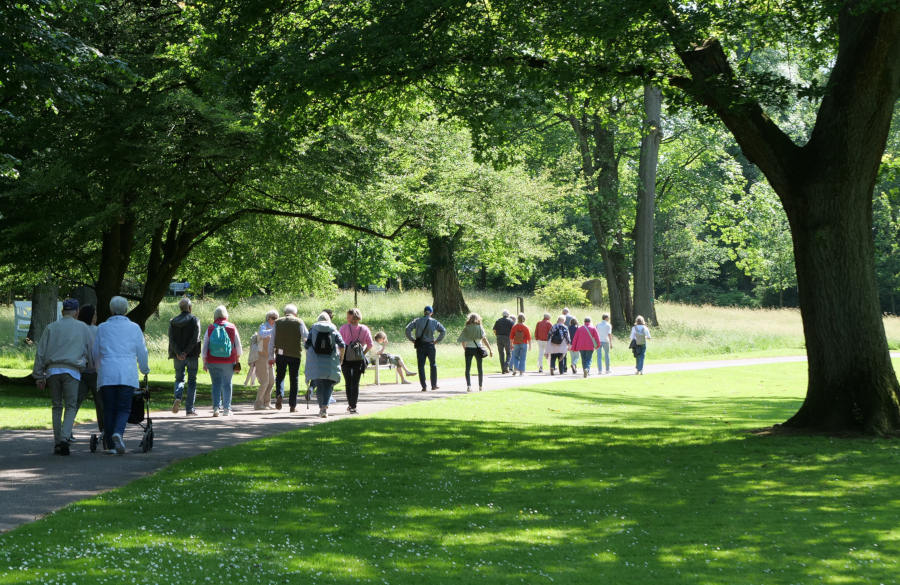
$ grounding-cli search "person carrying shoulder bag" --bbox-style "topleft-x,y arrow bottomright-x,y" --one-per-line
338,308 -> 373,414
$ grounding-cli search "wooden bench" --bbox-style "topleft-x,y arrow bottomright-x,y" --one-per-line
368,354 -> 399,385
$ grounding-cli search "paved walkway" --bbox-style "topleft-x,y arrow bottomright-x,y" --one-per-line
2,352 -> 896,533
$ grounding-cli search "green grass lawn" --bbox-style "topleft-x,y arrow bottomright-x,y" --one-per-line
2,362 -> 899,584
2,290 -> 899,388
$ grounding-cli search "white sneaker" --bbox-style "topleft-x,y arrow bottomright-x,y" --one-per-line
212,409 -> 220,417
223,409 -> 234,417
111,433 -> 126,455
319,408 -> 328,418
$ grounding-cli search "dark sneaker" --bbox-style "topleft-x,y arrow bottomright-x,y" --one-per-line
172,399 -> 181,414
275,395 -> 283,410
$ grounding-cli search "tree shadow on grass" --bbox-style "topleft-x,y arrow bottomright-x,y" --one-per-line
3,401 -> 898,585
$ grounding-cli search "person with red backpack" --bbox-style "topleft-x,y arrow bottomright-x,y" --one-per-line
509,313 -> 532,376
202,305 -> 242,417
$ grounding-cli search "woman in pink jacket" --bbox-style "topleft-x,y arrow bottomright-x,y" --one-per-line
569,316 -> 601,378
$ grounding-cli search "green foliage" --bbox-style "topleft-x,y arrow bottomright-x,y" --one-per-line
534,277 -> 590,308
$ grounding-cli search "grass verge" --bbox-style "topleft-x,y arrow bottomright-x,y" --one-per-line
2,362 -> 899,584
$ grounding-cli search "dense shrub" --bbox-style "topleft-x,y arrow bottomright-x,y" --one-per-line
535,278 -> 590,308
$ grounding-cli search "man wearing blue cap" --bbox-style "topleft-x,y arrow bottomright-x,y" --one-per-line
405,306 -> 446,391
32,298 -> 93,455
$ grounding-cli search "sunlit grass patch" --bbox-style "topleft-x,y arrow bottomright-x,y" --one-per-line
2,361 -> 900,584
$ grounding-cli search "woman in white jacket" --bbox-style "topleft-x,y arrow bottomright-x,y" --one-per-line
92,296 -> 150,454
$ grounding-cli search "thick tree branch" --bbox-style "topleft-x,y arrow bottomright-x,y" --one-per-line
241,207 -> 411,240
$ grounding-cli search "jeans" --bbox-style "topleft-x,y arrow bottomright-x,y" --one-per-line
597,341 -> 610,372
579,350 -> 594,373
536,340 -> 547,370
341,360 -> 365,408
635,344 -> 647,372
511,343 -> 528,373
495,337 -> 512,372
207,362 -> 235,411
79,373 -> 102,431
49,373 -> 80,444
416,342 -> 438,389
569,349 -> 580,369
173,357 -> 199,413
464,347 -> 484,387
275,355 -> 301,408
101,384 -> 134,439
313,379 -> 336,408
549,353 -> 567,373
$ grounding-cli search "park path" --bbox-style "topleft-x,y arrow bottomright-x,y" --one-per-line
1,352 -> 896,533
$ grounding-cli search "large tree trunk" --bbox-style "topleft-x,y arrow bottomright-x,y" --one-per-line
672,7 -> 900,433
127,219 -> 196,329
568,108 -> 630,331
95,217 -> 136,322
633,84 -> 661,326
599,244 -> 629,332
428,232 -> 469,317
27,281 -> 58,344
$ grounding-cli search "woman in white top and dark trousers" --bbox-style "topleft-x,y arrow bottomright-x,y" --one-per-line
630,316 -> 652,375
92,296 -> 150,454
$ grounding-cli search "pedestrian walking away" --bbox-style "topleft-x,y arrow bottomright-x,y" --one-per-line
405,306 -> 447,391
544,316 -> 571,375
533,313 -> 552,373
339,308 -> 374,414
253,310 -> 278,409
596,313 -> 613,374
32,298 -> 93,455
630,316 -> 652,375
567,317 -> 580,374
570,317 -> 601,378
492,310 -> 515,374
457,313 -> 493,391
305,312 -> 345,418
509,313 -> 532,376
270,304 -> 309,412
168,296 -> 201,416
92,296 -> 150,454
202,305 -> 242,417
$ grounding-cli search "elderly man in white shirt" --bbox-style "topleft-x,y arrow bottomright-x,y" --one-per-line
92,296 -> 150,454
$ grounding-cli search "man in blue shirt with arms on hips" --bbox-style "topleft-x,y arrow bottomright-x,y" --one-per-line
405,305 -> 447,392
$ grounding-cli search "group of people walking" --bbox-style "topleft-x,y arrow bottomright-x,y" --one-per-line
488,308 -> 650,377
32,296 -> 651,455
